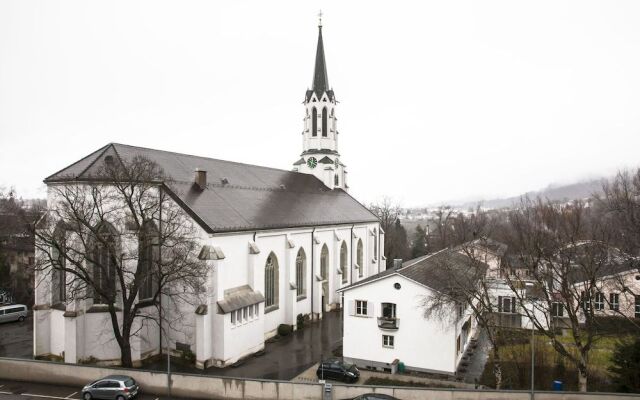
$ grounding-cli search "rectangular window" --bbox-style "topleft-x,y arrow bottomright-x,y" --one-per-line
498,296 -> 517,313
231,311 -> 236,325
581,291 -> 591,311
236,309 -> 242,324
595,292 -> 605,311
381,303 -> 396,319
249,305 -> 254,318
243,307 -> 248,321
635,296 -> 640,319
551,302 -> 564,317
255,304 -> 259,317
610,293 -> 619,311
355,300 -> 368,316
382,335 -> 394,348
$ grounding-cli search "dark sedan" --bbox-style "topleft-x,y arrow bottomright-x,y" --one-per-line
316,357 -> 360,383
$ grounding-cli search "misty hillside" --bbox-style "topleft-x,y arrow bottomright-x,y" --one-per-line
455,178 -> 606,210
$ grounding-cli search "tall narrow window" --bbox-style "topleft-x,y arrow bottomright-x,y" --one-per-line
312,107 -> 318,137
610,293 -> 619,311
334,174 -> 339,186
139,221 -> 159,301
264,253 -> 279,311
340,242 -> 348,283
92,223 -> 118,304
373,229 -> 378,260
357,239 -> 364,277
296,248 -> 306,298
51,223 -> 67,304
322,107 -> 328,137
635,295 -> 640,318
320,244 -> 329,280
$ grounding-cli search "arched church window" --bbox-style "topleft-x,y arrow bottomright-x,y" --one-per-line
138,221 -> 159,300
265,253 -> 279,310
296,248 -> 306,298
340,241 -> 348,283
320,244 -> 329,280
312,107 -> 318,137
92,222 -> 118,304
357,239 -> 364,277
51,222 -> 67,304
334,174 -> 339,186
322,107 -> 328,137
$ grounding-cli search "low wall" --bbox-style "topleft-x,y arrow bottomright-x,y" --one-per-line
0,358 -> 639,400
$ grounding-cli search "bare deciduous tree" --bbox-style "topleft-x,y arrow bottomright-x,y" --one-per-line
34,155 -> 207,367
503,198 -> 626,392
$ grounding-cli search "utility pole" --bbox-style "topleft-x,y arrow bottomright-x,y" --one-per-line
530,320 -> 535,400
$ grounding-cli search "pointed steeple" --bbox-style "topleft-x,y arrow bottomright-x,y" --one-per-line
312,24 -> 329,99
306,13 -> 334,102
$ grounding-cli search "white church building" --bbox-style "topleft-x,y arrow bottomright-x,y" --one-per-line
33,21 -> 385,369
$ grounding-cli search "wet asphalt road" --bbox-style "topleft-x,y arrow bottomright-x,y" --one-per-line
0,378 -> 189,400
145,310 -> 344,380
0,316 -> 32,359
0,310 -> 343,381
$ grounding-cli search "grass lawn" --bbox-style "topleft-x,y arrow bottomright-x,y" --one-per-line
479,328 -> 636,392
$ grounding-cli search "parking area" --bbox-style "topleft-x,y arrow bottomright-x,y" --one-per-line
0,316 -> 32,359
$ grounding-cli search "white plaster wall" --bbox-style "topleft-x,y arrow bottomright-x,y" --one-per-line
343,275 -> 458,374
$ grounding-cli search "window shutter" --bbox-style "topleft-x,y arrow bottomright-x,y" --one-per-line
348,300 -> 355,316
367,302 -> 374,318
498,296 -> 503,312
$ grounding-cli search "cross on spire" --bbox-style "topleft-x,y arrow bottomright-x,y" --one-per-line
318,10 -> 323,27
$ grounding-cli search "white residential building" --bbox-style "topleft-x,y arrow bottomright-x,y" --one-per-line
339,250 -> 479,375
33,21 -> 385,369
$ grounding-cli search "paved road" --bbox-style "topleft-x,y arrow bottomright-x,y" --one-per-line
0,317 -> 32,359
0,379 -> 188,400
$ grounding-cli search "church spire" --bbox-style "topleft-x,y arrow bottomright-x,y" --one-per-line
310,12 -> 332,101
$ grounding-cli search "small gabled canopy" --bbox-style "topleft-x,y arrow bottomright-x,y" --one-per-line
217,285 -> 264,314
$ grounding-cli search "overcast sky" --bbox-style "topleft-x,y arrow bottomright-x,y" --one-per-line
1,1 -> 640,207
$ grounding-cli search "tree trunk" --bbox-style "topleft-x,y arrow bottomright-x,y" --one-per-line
121,340 -> 133,368
493,348 -> 503,390
578,364 -> 588,392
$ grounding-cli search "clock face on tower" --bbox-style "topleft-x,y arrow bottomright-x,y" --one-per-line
307,157 -> 318,169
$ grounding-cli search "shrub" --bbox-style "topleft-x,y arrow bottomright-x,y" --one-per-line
277,324 -> 293,337
608,337 -> 640,393
296,313 -> 305,330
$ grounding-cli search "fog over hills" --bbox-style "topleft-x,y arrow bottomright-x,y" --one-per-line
442,178 -> 606,210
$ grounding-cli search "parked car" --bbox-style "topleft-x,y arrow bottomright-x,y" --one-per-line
316,358 -> 360,383
352,394 -> 400,400
81,375 -> 139,400
0,304 -> 28,323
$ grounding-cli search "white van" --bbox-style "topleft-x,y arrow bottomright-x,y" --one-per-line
0,304 -> 28,323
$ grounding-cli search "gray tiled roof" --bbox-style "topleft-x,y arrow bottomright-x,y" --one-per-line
340,249 -> 488,293
44,143 -> 378,233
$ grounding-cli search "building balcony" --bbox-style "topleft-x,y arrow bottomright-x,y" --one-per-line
377,317 -> 400,330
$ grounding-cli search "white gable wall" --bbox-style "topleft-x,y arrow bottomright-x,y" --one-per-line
342,275 -> 460,375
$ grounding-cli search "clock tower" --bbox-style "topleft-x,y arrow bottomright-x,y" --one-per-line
292,15 -> 347,191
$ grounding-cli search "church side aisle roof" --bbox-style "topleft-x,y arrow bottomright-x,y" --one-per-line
44,143 -> 378,233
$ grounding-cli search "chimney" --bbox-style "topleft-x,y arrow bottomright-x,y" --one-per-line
194,168 -> 207,190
